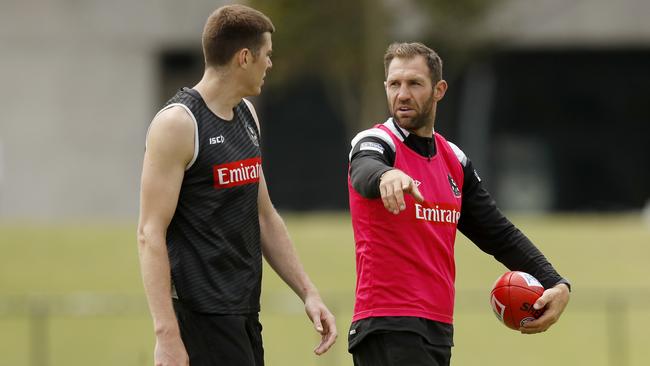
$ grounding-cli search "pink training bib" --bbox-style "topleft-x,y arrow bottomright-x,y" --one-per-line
349,124 -> 464,324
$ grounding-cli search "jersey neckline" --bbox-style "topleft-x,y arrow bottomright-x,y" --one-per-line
182,87 -> 241,123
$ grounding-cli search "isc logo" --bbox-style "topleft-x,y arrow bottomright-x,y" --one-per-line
209,136 -> 225,144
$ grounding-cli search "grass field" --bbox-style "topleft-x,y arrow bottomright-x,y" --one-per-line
1,213 -> 649,366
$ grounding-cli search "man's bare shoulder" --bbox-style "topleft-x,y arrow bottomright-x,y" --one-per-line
146,105 -> 195,164
150,105 -> 195,135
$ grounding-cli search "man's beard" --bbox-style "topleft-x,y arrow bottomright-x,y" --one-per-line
392,93 -> 434,131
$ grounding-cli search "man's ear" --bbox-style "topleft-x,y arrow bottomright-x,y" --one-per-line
433,80 -> 448,101
236,48 -> 251,69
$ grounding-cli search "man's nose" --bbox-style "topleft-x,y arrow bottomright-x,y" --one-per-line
397,85 -> 411,100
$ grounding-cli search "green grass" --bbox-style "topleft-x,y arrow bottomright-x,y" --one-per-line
1,213 -> 649,366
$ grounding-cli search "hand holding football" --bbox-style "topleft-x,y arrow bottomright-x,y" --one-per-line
490,271 -> 545,330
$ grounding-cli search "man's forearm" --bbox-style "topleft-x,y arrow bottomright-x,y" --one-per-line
259,209 -> 318,301
458,161 -> 565,288
137,228 -> 180,336
258,205 -> 338,356
349,153 -> 393,198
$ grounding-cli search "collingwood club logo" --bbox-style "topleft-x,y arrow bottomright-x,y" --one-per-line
246,123 -> 259,147
448,174 -> 461,197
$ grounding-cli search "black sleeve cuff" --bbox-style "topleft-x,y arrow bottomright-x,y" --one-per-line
554,278 -> 572,292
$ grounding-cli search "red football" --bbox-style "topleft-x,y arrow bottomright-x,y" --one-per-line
490,271 -> 545,330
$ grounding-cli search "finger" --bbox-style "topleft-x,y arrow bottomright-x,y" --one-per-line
315,329 -> 337,355
380,183 -> 394,213
306,307 -> 324,333
379,180 -> 388,200
534,291 -> 552,310
389,180 -> 403,214
314,315 -> 338,355
408,181 -> 425,203
520,310 -> 555,334
313,316 -> 324,333
520,325 -> 544,334
394,181 -> 406,211
520,323 -> 548,334
382,182 -> 400,214
519,316 -> 549,333
314,320 -> 329,354
534,305 -> 559,326
521,316 -> 546,330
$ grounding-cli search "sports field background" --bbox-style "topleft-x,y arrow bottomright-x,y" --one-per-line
1,212 -> 649,366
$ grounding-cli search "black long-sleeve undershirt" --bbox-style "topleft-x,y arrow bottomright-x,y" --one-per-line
349,133 -> 569,290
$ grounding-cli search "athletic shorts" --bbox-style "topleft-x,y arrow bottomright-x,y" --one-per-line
351,331 -> 451,366
173,299 -> 264,366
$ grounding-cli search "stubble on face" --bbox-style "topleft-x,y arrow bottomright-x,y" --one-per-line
385,55 -> 438,135
391,91 -> 434,131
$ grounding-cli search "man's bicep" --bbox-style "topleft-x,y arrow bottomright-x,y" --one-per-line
257,168 -> 275,218
139,110 -> 194,230
349,137 -> 395,198
140,154 -> 185,229
457,159 -> 509,249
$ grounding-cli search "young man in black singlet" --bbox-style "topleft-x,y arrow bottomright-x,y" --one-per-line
137,5 -> 337,366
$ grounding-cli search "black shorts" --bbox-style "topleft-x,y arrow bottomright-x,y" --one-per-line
351,331 -> 451,366
173,299 -> 264,366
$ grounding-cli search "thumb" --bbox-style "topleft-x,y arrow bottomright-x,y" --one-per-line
314,318 -> 324,333
310,310 -> 324,333
533,291 -> 551,310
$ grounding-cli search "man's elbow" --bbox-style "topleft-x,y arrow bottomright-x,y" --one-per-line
351,179 -> 369,198
137,223 -> 164,250
258,201 -> 280,227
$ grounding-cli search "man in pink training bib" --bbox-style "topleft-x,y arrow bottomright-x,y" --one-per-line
347,42 -> 571,366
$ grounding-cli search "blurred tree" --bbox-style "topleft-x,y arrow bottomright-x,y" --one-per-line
249,0 -> 499,139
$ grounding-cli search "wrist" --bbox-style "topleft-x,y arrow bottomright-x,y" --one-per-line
378,170 -> 389,184
379,169 -> 398,182
154,322 -> 181,339
302,287 -> 321,302
554,279 -> 572,292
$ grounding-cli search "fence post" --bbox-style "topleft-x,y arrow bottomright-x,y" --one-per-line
607,297 -> 628,366
30,300 -> 49,366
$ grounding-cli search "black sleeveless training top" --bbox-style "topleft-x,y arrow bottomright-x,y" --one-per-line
160,87 -> 262,314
